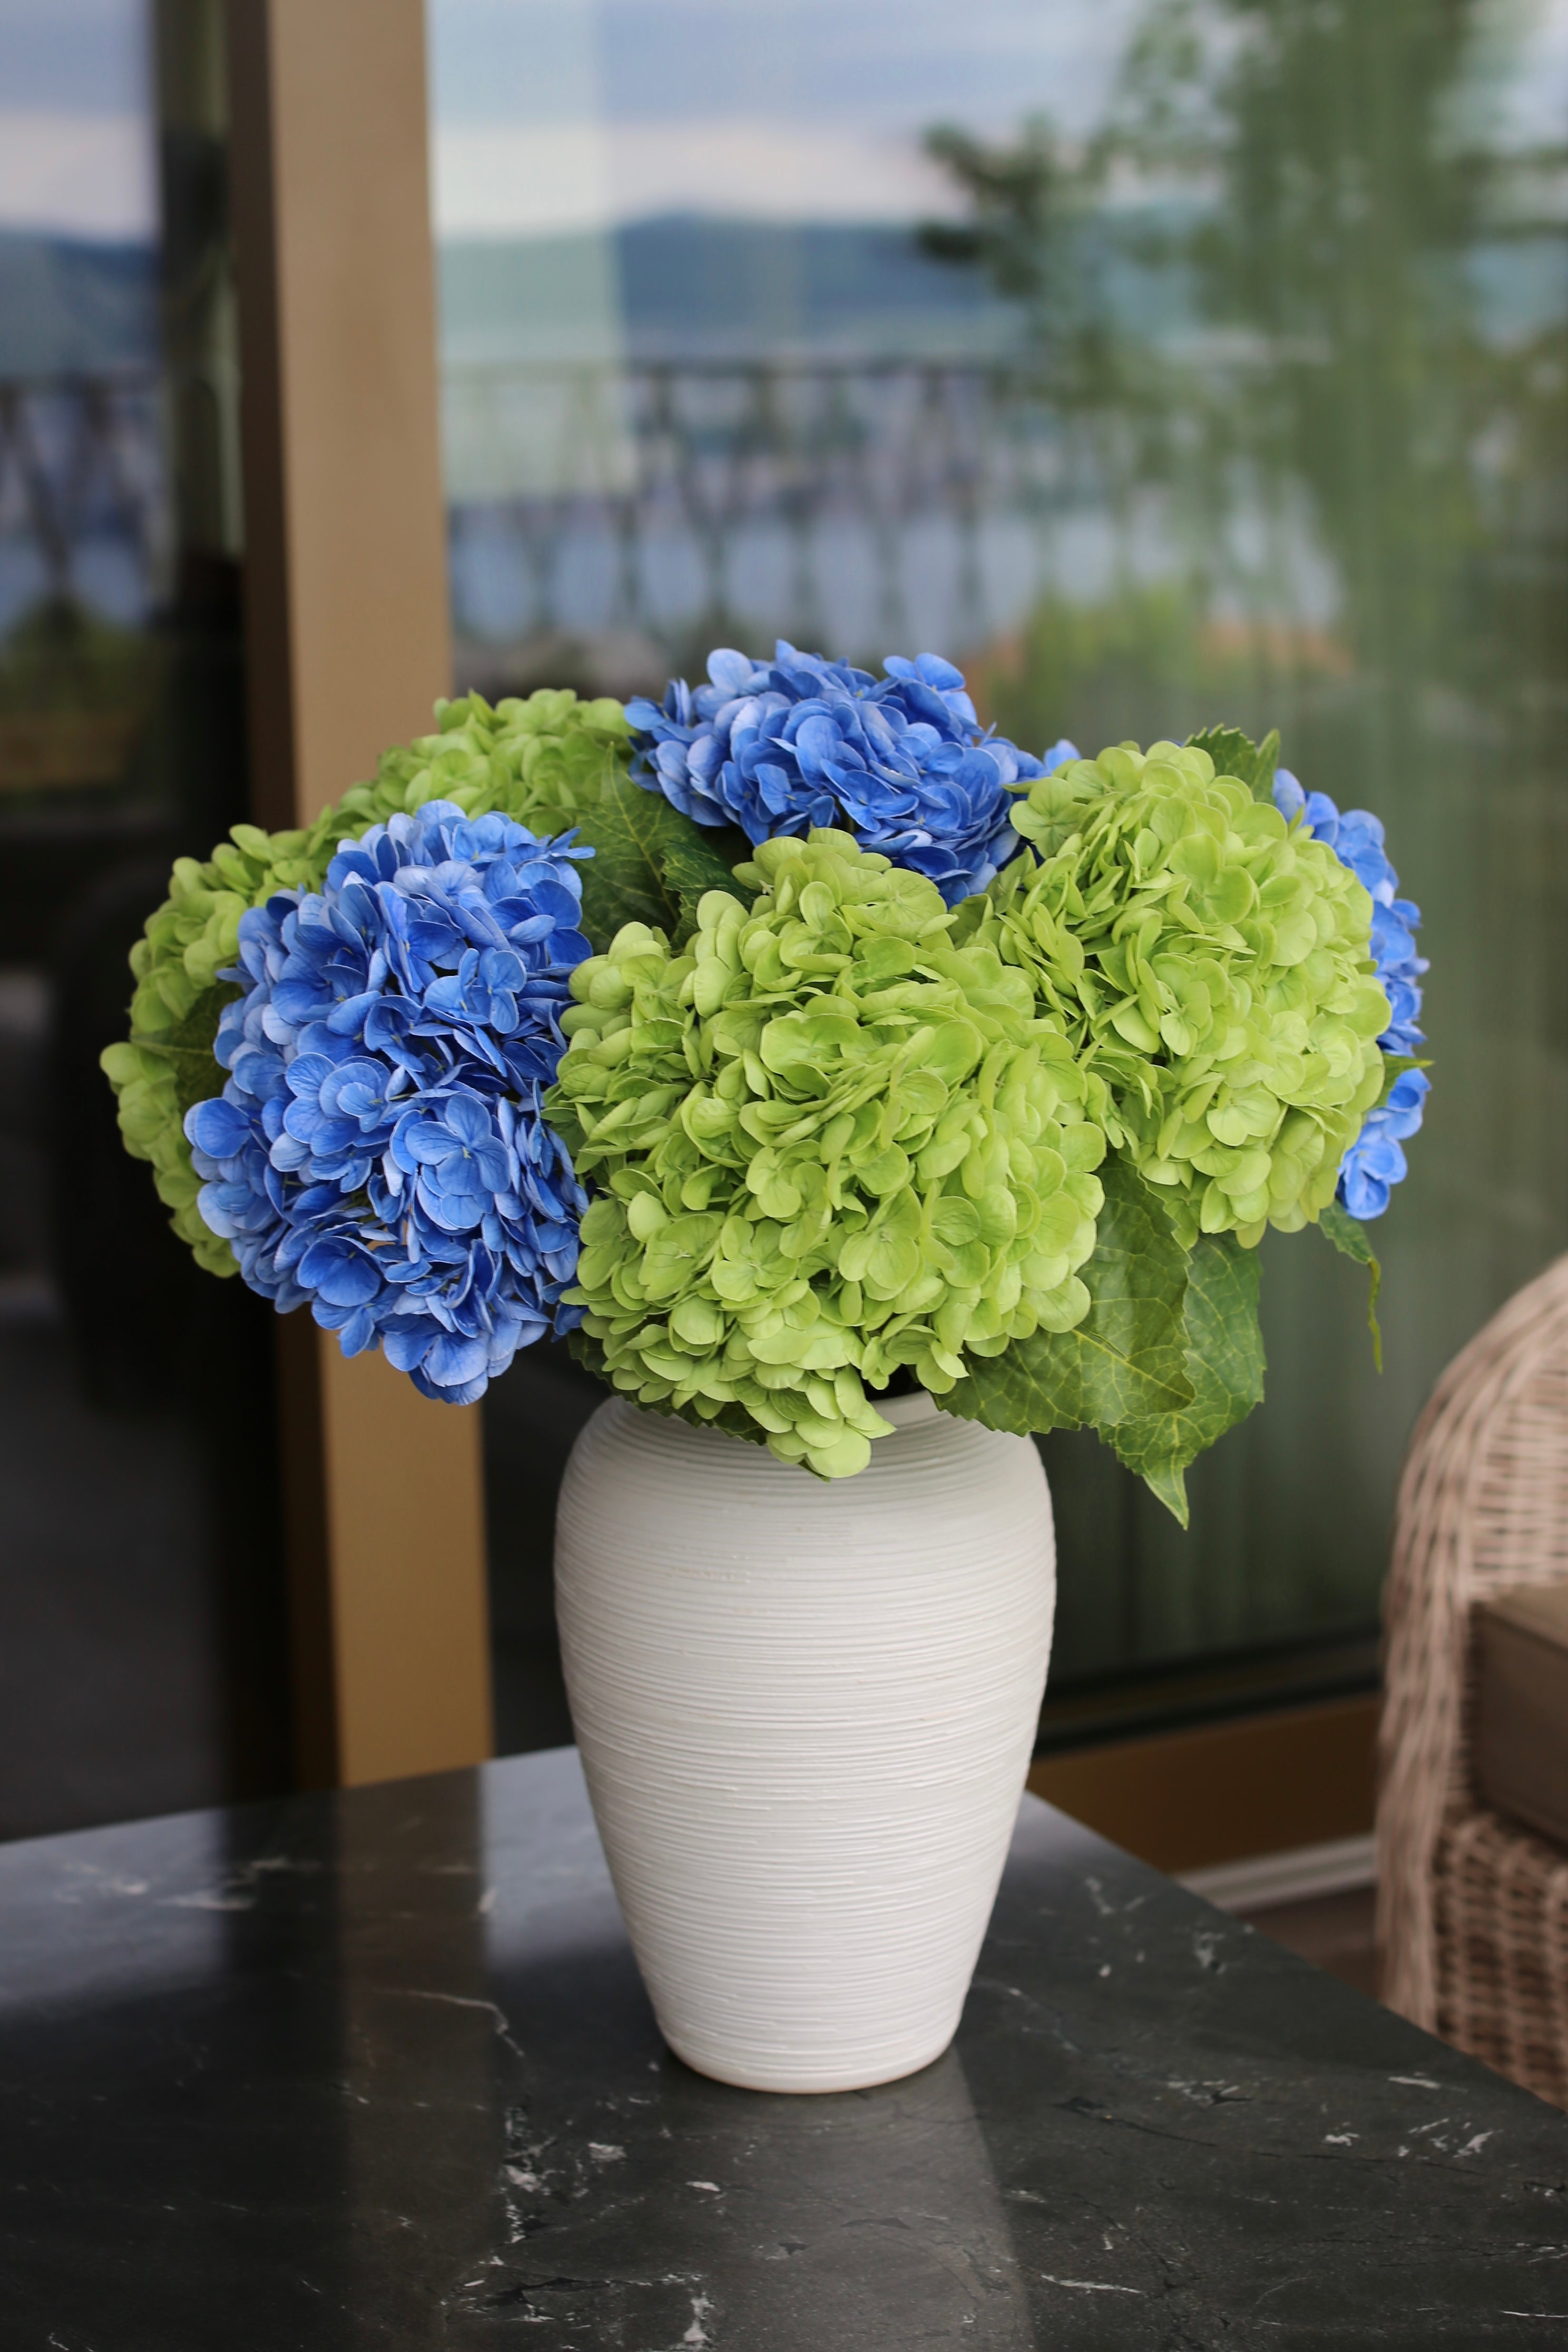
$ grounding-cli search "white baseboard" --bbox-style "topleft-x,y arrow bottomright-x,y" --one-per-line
1179,1832 -> 1376,1914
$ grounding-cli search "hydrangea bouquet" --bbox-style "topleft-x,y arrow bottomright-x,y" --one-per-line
104,644 -> 1427,1522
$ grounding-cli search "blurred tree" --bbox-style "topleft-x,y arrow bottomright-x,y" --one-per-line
918,0 -> 1568,1688
926,0 -> 1566,773
918,120 -> 1104,374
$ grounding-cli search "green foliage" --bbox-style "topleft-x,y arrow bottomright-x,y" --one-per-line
940,1158 -> 1193,1437
0,593 -> 161,718
977,737 -> 1388,1250
1108,1228 -> 1266,1526
566,769 -> 751,948
1320,1198 -> 1384,1371
660,825 -> 756,945
572,768 -> 691,943
100,987 -> 246,1276
1185,724 -> 1281,807
101,687 -> 649,1268
918,117 -> 1065,306
547,830 -> 1109,1479
971,586 -> 1316,775
943,1164 -> 1268,1524
916,113 -> 1134,423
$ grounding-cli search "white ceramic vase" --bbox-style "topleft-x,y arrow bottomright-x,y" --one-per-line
553,1389 -> 1055,2093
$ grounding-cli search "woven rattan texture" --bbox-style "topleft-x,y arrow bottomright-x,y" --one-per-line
1378,1253 -> 1568,2106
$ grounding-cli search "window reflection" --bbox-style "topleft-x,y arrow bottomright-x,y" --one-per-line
429,0 -> 1568,1740
0,0 -> 286,1834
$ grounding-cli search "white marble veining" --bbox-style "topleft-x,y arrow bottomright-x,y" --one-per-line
2,1746 -> 1565,2345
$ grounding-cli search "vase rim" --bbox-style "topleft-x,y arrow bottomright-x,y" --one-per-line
876,1389 -> 940,1429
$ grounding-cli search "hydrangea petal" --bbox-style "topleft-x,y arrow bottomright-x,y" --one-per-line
628,641 -> 1045,905
1272,768 -> 1429,1218
547,830 -> 1108,1478
184,800 -> 591,1400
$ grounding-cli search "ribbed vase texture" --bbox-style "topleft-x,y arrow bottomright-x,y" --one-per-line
554,1391 -> 1056,2093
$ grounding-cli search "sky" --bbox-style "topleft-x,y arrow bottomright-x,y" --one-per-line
1,0 -> 1564,246
0,0 -> 155,238
427,0 -> 1141,238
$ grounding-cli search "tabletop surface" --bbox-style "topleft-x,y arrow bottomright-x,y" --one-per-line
1,1746 -> 1565,2350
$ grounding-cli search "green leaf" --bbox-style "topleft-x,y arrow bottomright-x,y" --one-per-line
660,823 -> 756,947
1105,1231 -> 1266,1526
137,982 -> 239,1120
570,770 -> 691,946
941,1158 -> 1195,1439
571,772 -> 755,952
1320,1199 -> 1383,1371
1186,725 -> 1281,806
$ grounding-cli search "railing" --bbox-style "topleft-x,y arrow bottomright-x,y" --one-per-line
1,359 -> 1081,653
0,374 -> 168,620
6,333 -> 1564,696
444,358 -> 1087,661
0,357 -> 1277,678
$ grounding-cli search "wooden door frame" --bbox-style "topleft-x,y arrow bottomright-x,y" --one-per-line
226,0 -> 493,1787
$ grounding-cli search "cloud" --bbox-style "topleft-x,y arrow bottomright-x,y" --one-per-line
0,110 -> 155,239
433,117 -> 963,239
433,0 -> 1138,138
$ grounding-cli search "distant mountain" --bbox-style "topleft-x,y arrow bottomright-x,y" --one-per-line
4,210 -> 1553,390
438,207 -> 1567,374
618,214 -> 1017,357
0,236 -> 157,379
439,214 -> 1024,366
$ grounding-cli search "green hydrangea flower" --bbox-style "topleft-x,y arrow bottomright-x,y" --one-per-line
100,690 -> 632,1272
982,740 -> 1389,1249
546,829 -> 1109,1478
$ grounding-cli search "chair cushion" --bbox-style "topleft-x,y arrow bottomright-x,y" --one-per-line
1474,1580 -> 1568,1849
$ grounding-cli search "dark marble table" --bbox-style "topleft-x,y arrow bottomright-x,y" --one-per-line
2,1747 -> 1564,2348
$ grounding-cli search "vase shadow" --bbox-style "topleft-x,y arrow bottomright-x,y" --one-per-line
474,1757 -> 1036,2346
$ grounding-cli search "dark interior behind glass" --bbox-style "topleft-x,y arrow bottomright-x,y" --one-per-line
0,0 -> 288,1835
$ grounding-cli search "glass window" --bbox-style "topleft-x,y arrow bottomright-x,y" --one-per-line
427,0 -> 1568,1748
0,0 -> 286,1832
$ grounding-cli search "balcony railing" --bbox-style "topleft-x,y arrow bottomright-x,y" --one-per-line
442,356 -> 1085,667
0,373 -> 168,623
0,358 -> 1329,687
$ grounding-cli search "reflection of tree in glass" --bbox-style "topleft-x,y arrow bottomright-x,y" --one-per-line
917,1 -> 1568,1689
1129,0 -> 1481,765
916,110 -> 1188,752
920,0 -> 1566,787
917,117 -> 1123,414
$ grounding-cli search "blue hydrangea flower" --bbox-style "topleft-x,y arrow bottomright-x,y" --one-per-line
1338,1067 -> 1432,1221
1273,769 -> 1426,1054
183,802 -> 591,1405
626,641 -> 1049,905
1274,767 -> 1430,1217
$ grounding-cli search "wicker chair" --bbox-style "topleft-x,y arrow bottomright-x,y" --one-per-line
1378,1253 -> 1568,2106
